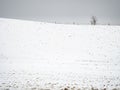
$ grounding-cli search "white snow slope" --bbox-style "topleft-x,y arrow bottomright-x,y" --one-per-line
0,18 -> 120,90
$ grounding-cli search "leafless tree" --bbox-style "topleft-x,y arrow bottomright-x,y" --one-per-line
90,16 -> 97,25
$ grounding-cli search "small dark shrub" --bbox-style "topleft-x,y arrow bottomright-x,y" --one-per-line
64,88 -> 68,90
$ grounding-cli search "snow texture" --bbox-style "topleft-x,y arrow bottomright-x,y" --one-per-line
0,18 -> 120,90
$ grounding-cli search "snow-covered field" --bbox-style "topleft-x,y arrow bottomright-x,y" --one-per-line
0,18 -> 120,90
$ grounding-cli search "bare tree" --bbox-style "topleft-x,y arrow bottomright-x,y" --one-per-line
90,16 -> 97,25
108,23 -> 110,25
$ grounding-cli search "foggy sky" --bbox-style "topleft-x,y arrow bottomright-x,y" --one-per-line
0,0 -> 120,25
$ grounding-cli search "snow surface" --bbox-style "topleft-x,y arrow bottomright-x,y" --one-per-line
0,18 -> 120,90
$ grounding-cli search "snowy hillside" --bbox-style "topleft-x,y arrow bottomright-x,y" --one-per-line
0,18 -> 120,90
